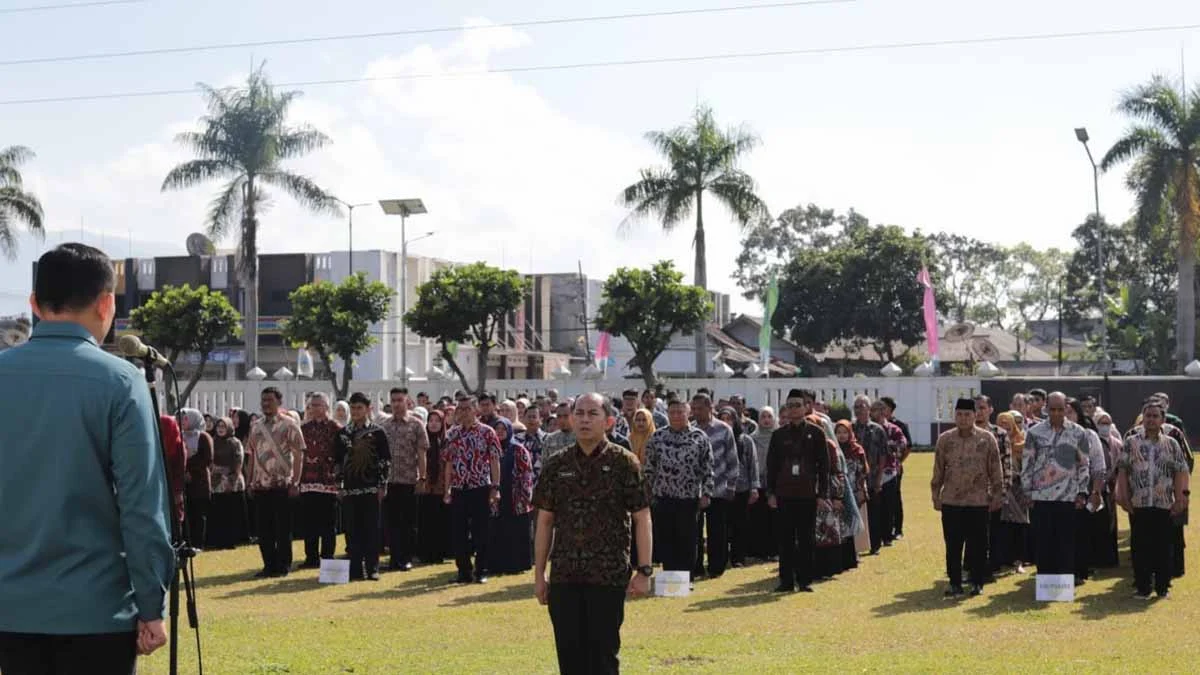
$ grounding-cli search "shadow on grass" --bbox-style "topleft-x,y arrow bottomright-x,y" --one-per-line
871,582 -> 950,618
334,572 -> 465,602
1073,576 -> 1155,621
439,581 -> 534,607
683,576 -> 784,612
218,576 -> 320,599
963,576 -> 1039,618
194,569 -> 270,590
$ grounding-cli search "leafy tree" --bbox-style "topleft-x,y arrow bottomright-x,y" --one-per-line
1005,243 -> 1068,359
405,263 -> 527,395
620,104 -> 769,377
0,145 -> 44,258
282,274 -> 393,401
926,233 -> 1007,324
162,64 -> 341,372
1101,75 -> 1200,371
129,284 -> 242,412
735,204 -> 864,298
593,261 -> 713,390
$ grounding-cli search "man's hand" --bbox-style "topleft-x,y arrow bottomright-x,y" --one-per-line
287,484 -> 299,499
932,499 -> 942,512
378,488 -> 388,504
137,620 -> 167,656
768,495 -> 778,510
988,498 -> 1002,513
699,496 -> 711,510
415,479 -> 428,495
443,492 -> 453,505
1074,495 -> 1087,510
748,489 -> 759,506
489,487 -> 501,506
1089,492 -> 1103,510
535,575 -> 550,606
627,572 -> 650,598
1171,496 -> 1189,516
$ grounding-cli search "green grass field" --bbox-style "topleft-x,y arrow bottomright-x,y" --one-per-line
142,454 -> 1200,674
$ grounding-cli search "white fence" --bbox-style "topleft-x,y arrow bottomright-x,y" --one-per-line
183,376 -> 982,446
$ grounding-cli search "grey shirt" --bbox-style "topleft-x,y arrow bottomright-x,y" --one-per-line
696,419 -> 739,499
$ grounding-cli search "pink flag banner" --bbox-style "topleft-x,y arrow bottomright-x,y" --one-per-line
917,266 -> 939,364
595,331 -> 611,367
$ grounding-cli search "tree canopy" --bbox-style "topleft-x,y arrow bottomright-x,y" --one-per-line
282,274 -> 393,401
594,261 -> 713,390
404,262 -> 528,394
129,283 -> 242,411
0,145 -> 44,259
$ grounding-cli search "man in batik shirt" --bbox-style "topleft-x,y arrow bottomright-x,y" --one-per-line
335,393 -> 391,581
299,392 -> 340,568
246,386 -> 306,578
442,396 -> 502,583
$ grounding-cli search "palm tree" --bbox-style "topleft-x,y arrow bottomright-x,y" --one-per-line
1101,75 -> 1200,372
0,145 -> 45,259
620,104 -> 769,377
163,65 -> 341,372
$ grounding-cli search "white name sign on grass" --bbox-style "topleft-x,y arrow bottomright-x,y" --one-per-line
318,559 -> 350,584
1035,574 -> 1075,602
654,571 -> 690,597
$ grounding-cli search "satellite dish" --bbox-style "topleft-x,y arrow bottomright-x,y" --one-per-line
944,322 -> 975,343
186,232 -> 215,256
970,337 -> 1002,362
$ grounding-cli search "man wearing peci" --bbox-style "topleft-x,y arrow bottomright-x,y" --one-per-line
0,244 -> 174,673
534,392 -> 652,675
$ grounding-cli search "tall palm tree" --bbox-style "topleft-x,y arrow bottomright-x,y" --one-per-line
163,65 -> 341,372
1101,75 -> 1200,372
620,104 -> 769,377
0,145 -> 45,259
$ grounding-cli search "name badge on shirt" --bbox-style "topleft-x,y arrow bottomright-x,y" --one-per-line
791,463 -> 800,476
602,465 -> 611,472
559,472 -> 576,478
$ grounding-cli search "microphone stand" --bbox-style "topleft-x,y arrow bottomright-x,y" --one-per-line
139,358 -> 203,675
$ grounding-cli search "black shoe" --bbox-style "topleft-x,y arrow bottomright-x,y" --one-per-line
868,548 -> 881,556
454,574 -> 472,584
708,571 -> 725,579
797,585 -> 814,593
300,560 -> 320,570
731,561 -> 745,569
366,572 -> 381,581
253,569 -> 272,579
969,585 -> 983,597
391,562 -> 413,572
1157,590 -> 1170,599
893,533 -> 904,541
474,575 -> 489,584
943,586 -> 964,600
773,583 -> 795,593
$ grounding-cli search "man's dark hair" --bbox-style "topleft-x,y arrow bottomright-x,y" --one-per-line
34,243 -> 115,314
666,394 -> 686,407
691,392 -> 712,405
572,392 -> 616,418
261,386 -> 283,401
417,391 -> 427,398
697,387 -> 712,396
524,406 -> 541,418
1079,394 -> 1096,404
389,387 -> 409,396
349,392 -> 371,406
642,389 -> 655,397
1029,388 -> 1047,399
973,394 -> 992,406
622,389 -> 639,398
879,396 -> 897,412
459,395 -> 478,407
478,392 -> 496,403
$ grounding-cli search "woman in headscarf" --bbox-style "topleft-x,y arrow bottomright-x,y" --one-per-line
180,408 -> 214,550
811,414 -> 851,579
203,413 -> 216,434
487,417 -> 535,575
208,416 -> 246,549
836,420 -> 869,566
231,408 -> 255,544
748,406 -> 779,561
628,408 -> 656,465
996,411 -> 1030,573
719,407 -> 760,568
333,400 -> 351,427
418,410 -> 450,564
1091,407 -> 1122,568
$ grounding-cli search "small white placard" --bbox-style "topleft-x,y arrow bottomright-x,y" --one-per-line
654,571 -> 690,597
1035,574 -> 1075,602
318,559 -> 350,584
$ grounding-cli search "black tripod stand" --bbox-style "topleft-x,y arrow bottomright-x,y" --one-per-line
139,359 -> 204,675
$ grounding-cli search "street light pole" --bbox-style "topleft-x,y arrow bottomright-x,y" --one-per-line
1075,127 -> 1108,374
379,199 -> 429,388
335,199 -> 371,277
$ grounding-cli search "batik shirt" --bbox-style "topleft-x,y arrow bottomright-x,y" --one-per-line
1021,420 -> 1091,503
931,426 -> 1004,508
335,421 -> 390,496
381,413 -> 430,485
300,418 -> 340,495
734,434 -> 761,493
1118,432 -> 1189,510
879,419 -> 907,485
643,426 -> 714,500
517,428 -> 547,482
541,429 -> 577,461
852,420 -> 889,489
442,422 -> 502,490
246,414 -> 306,491
532,442 -> 649,586
982,423 -> 1012,490
695,419 -> 739,499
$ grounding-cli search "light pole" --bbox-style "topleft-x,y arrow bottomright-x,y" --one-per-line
1074,127 -> 1108,374
379,198 -> 428,387
334,198 -> 371,276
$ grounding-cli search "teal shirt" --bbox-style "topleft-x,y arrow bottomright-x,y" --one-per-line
0,321 -> 174,634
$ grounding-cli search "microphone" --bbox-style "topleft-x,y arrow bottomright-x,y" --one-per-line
118,334 -> 171,369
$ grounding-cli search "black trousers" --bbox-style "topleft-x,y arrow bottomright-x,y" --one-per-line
254,488 -> 293,574
418,493 -> 450,563
208,492 -> 247,549
869,481 -> 897,552
942,505 -> 988,587
728,491 -> 751,565
652,497 -> 699,573
1074,506 -> 1093,579
300,492 -> 337,562
385,484 -> 418,566
695,497 -> 730,576
893,471 -> 905,536
343,493 -> 381,577
548,584 -> 625,675
1132,508 -> 1174,595
451,486 -> 491,578
1173,521 -> 1186,578
185,494 -> 210,549
988,511 -> 1007,571
747,492 -> 776,558
1032,501 -> 1076,576
776,497 -> 816,588
0,631 -> 136,675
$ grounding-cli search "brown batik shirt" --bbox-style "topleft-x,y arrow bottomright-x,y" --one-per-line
931,425 -> 1004,508
532,441 -> 649,587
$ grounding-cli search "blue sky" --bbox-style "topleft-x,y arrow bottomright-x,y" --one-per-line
2,0 -> 1198,314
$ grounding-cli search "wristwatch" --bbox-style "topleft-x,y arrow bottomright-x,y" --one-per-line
1183,490 -> 1191,497
636,565 -> 654,578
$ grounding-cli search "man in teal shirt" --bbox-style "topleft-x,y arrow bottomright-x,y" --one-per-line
0,243 -> 174,674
